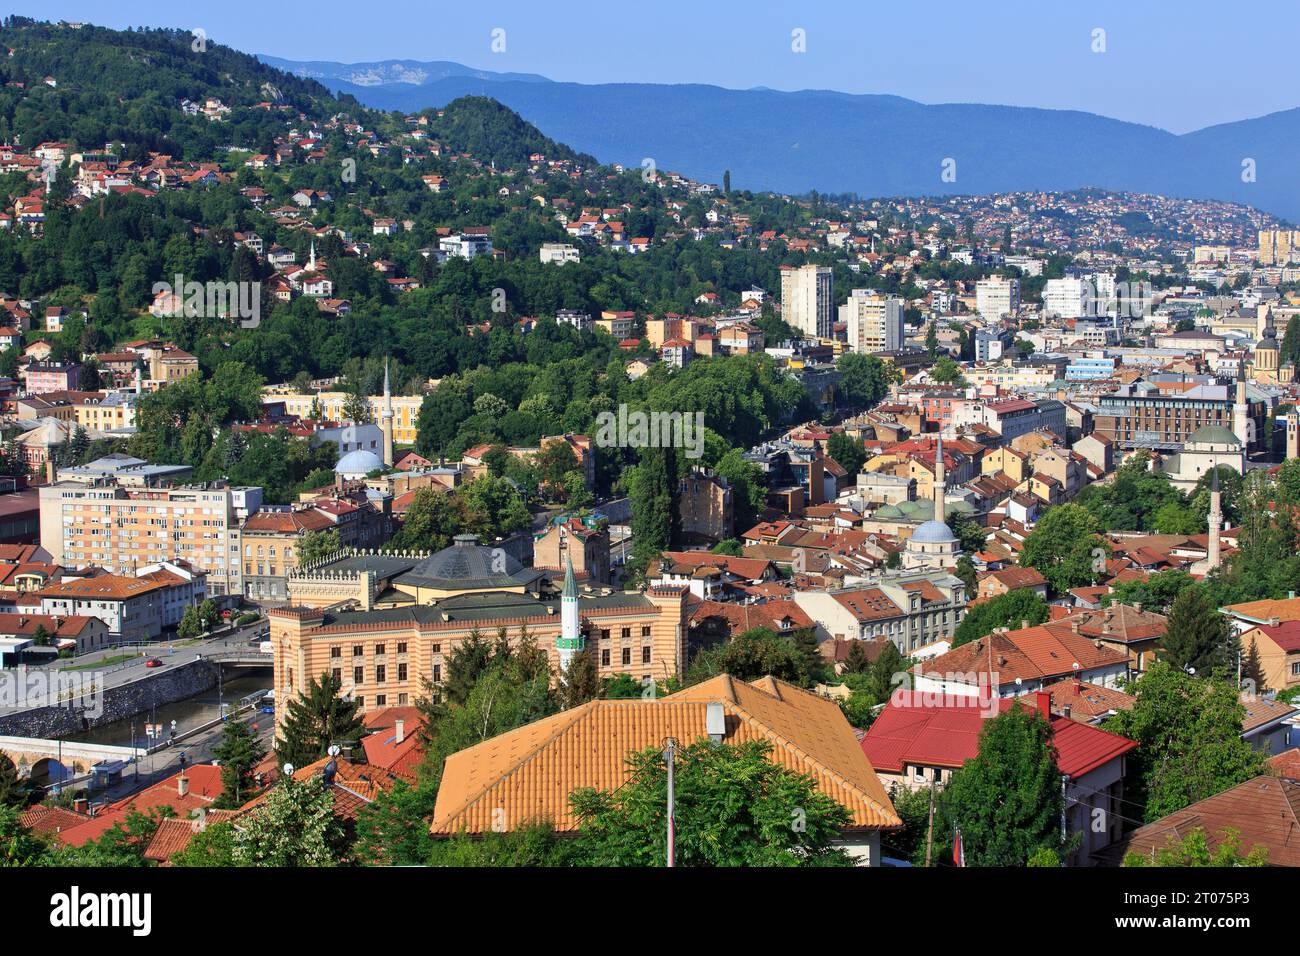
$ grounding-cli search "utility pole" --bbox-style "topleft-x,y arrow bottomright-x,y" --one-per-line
663,737 -> 677,868
924,778 -> 936,867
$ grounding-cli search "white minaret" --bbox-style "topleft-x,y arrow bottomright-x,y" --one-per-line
307,238 -> 317,272
933,431 -> 946,523
557,554 -> 582,671
1288,410 -> 1299,461
1206,466 -> 1222,572
380,358 -> 394,467
1233,365 -> 1251,450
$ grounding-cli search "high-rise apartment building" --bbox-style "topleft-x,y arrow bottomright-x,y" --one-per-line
780,264 -> 833,339
38,479 -> 262,596
1042,277 -> 1090,319
975,277 -> 1020,319
1259,230 -> 1300,266
839,289 -> 904,353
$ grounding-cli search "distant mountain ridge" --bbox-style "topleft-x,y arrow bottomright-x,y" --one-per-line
257,54 -> 549,88
263,55 -> 1300,222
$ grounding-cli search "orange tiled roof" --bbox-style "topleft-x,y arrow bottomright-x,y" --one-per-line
431,675 -> 900,835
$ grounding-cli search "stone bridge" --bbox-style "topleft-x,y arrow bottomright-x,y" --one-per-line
0,736 -> 143,788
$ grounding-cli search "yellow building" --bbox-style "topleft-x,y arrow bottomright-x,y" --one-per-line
270,536 -> 690,722
266,389 -> 423,445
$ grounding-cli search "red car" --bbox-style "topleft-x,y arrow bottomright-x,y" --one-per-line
145,658 -> 163,668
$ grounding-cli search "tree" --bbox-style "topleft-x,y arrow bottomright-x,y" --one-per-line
558,646 -> 601,709
1161,586 -> 1232,676
939,706 -> 1069,866
275,672 -> 368,770
1021,503 -> 1106,595
0,753 -> 28,809
298,529 -> 341,565
171,821 -> 237,867
629,446 -> 678,566
836,352 -> 891,410
929,355 -> 967,386
232,775 -> 346,866
685,627 -> 819,687
176,605 -> 202,640
1104,663 -> 1266,821
212,718 -> 267,808
570,739 -> 853,866
198,599 -> 221,631
1122,827 -> 1268,867
710,538 -> 744,557
30,624 -> 50,648
954,555 -> 977,595
0,803 -> 49,866
826,431 -> 865,477
354,780 -> 436,866
952,589 -> 1050,647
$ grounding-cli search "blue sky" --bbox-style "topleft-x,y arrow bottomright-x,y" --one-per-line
12,0 -> 1292,133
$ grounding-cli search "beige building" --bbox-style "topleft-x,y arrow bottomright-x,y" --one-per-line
677,469 -> 734,545
839,289 -> 904,354
1259,229 -> 1300,265
533,517 -> 611,584
269,538 -> 691,721
38,480 -> 260,596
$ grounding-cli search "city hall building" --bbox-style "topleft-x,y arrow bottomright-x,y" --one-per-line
268,535 -> 690,723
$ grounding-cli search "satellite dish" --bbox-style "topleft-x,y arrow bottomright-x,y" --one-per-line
283,763 -> 294,777
327,744 -> 341,757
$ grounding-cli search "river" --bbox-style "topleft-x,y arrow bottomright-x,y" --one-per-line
61,669 -> 274,747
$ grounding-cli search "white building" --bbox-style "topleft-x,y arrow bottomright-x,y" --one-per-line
840,289 -> 904,353
539,242 -> 580,265
975,276 -> 1020,320
1043,277 -> 1091,319
780,264 -> 834,339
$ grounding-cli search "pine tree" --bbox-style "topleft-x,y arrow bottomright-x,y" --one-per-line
276,672 -> 368,769
1241,638 -> 1266,693
842,640 -> 871,674
558,646 -> 600,709
1161,587 -> 1232,676
212,718 -> 268,808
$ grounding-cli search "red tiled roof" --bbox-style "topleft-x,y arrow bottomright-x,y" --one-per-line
861,696 -> 1136,779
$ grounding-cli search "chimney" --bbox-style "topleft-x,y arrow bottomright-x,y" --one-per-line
1134,603 -> 1143,614
706,702 -> 726,744
45,457 -> 55,483
1063,704 -> 1072,719
1034,690 -> 1051,719
176,775 -> 189,798
394,719 -> 405,745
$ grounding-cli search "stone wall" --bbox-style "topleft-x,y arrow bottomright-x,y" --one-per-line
0,660 -> 220,739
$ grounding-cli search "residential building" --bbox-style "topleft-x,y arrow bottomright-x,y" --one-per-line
431,674 -> 902,865
840,289 -> 903,354
780,264 -> 833,339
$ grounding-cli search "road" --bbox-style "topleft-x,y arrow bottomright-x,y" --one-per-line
0,621 -> 271,716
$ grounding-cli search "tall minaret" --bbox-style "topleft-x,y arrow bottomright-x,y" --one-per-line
380,358 -> 394,467
556,554 -> 582,671
933,431 -> 946,524
1206,466 -> 1222,572
1233,362 -> 1251,450
1288,410 -> 1300,461
307,238 -> 317,272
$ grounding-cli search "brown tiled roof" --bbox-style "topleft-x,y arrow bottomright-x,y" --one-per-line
431,675 -> 901,835
242,509 -> 334,534
1114,776 -> 1300,866
1062,604 -> 1167,645
1043,678 -> 1135,722
920,623 -> 1129,686
1239,693 -> 1298,735
1269,748 -> 1300,780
